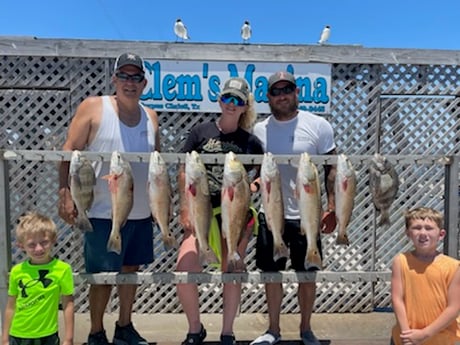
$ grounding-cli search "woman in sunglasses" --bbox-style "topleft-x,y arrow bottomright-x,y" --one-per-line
176,77 -> 264,345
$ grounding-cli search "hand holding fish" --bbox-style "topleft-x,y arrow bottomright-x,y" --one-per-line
179,204 -> 192,231
58,187 -> 77,225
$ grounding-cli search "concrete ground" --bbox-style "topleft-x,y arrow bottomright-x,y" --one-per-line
66,312 -> 396,345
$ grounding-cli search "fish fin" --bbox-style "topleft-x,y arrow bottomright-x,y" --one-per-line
224,186 -> 235,202
188,183 -> 197,197
341,178 -> 349,191
102,174 -> 118,193
303,183 -> 313,194
266,181 -> 271,195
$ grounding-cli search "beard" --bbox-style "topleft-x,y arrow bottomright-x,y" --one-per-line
269,97 -> 299,119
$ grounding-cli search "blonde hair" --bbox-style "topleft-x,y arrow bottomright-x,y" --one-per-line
238,93 -> 257,131
404,207 -> 443,230
15,211 -> 57,244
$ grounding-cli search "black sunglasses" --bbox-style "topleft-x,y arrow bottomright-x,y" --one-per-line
269,84 -> 296,96
116,72 -> 145,83
220,94 -> 246,107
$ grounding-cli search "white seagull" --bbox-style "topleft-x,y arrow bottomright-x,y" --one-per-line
318,25 -> 331,45
174,19 -> 190,42
241,20 -> 251,43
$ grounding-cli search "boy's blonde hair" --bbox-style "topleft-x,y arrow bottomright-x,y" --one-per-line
15,211 -> 57,244
404,207 -> 443,230
238,93 -> 257,131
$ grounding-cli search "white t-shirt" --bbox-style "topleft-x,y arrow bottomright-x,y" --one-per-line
253,110 -> 335,219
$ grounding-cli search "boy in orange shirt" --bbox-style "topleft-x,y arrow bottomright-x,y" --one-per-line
391,207 -> 460,345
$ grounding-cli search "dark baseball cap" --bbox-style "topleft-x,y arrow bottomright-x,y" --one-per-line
220,77 -> 250,103
268,71 -> 296,90
114,53 -> 145,73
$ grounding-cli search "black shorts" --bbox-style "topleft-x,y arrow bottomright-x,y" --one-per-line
9,333 -> 59,345
255,212 -> 322,272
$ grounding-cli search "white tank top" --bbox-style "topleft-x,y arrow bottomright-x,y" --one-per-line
87,96 -> 156,219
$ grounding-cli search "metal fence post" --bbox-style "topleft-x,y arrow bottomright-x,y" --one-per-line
0,153 -> 12,329
444,155 -> 459,258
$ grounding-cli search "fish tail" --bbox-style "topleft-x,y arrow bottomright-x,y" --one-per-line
336,231 -> 350,246
74,215 -> 93,232
107,229 -> 122,254
162,234 -> 178,250
199,247 -> 218,267
378,210 -> 391,227
227,252 -> 243,273
273,243 -> 289,262
306,249 -> 322,269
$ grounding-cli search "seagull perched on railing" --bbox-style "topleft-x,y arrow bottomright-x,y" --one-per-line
318,25 -> 330,45
241,20 -> 251,43
174,19 -> 190,42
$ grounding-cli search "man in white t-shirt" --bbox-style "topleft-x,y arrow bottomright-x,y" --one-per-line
251,71 -> 337,345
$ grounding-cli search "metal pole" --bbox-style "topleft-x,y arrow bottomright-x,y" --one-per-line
444,155 -> 459,257
0,155 -> 12,329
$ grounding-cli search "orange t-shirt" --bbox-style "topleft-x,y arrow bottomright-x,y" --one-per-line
392,252 -> 459,345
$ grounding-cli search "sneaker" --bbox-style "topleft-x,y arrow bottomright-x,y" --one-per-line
113,322 -> 148,345
250,330 -> 281,345
181,324 -> 207,345
220,334 -> 236,345
300,330 -> 320,345
87,330 -> 109,345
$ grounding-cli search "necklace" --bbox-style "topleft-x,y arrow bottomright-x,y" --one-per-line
215,119 -> 223,132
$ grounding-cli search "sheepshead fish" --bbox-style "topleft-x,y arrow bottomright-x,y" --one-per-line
369,153 -> 399,227
296,152 -> 322,269
221,151 -> 251,272
148,151 -> 177,250
69,150 -> 95,232
185,151 -> 217,265
334,154 -> 357,245
103,151 -> 134,254
260,152 -> 288,262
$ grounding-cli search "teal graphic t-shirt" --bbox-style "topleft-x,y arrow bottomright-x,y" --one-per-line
8,258 -> 74,338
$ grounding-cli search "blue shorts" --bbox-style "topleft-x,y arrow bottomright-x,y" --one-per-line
255,212 -> 322,272
84,217 -> 154,273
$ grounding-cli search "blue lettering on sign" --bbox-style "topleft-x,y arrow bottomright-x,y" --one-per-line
140,61 -> 330,109
208,76 -> 220,102
312,77 -> 329,104
254,76 -> 269,103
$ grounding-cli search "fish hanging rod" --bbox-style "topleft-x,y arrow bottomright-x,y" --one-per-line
0,149 -> 452,166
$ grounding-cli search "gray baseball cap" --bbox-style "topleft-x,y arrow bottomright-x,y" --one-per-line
268,71 -> 296,90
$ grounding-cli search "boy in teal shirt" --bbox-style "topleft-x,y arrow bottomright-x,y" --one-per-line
2,211 -> 74,345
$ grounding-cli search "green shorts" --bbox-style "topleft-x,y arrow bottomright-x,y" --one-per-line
208,205 -> 258,268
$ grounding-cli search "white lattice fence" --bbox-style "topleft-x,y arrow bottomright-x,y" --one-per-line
1,51 -> 459,315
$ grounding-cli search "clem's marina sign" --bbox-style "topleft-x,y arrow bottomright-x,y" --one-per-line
140,60 -> 331,114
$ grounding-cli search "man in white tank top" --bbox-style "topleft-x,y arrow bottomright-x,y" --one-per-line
251,71 -> 337,345
58,53 -> 160,345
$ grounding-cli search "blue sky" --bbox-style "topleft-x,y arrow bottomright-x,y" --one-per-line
1,0 -> 459,50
